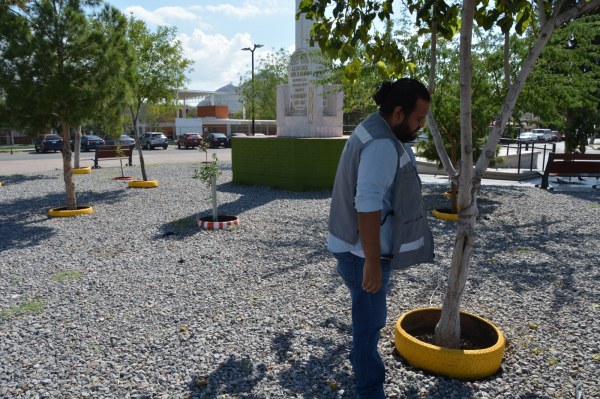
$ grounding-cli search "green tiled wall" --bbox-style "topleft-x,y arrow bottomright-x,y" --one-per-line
231,137 -> 347,191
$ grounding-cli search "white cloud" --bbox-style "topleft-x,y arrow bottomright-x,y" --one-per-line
119,2 -> 293,91
191,1 -> 291,20
123,6 -> 197,26
179,30 -> 262,91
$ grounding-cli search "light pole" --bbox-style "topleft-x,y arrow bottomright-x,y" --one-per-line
241,44 -> 263,135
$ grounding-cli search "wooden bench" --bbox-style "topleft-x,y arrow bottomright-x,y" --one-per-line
538,152 -> 600,189
92,145 -> 134,169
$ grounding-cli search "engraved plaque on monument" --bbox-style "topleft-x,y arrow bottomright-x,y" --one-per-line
276,0 -> 343,137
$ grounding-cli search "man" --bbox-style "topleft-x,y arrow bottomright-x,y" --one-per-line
328,78 -> 434,399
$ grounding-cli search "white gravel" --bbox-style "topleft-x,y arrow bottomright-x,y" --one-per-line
0,162 -> 599,399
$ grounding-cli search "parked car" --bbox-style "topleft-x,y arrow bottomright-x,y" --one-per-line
550,131 -> 561,142
71,134 -> 105,151
230,132 -> 248,138
517,132 -> 538,143
105,134 -> 135,147
204,133 -> 229,148
140,132 -> 168,150
35,134 -> 63,153
531,128 -> 553,142
177,133 -> 202,149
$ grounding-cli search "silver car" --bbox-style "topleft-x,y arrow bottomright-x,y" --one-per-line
140,132 -> 168,150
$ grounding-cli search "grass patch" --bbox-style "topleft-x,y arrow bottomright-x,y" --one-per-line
52,270 -> 82,282
1,299 -> 46,318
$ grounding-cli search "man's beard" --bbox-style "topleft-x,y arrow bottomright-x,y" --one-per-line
393,119 -> 420,143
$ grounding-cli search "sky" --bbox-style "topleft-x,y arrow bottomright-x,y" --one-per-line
107,0 -> 298,92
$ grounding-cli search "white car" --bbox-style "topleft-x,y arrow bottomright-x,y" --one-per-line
140,132 -> 168,150
517,132 -> 538,142
531,128 -> 553,142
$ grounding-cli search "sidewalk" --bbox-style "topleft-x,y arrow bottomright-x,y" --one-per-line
418,141 -> 600,191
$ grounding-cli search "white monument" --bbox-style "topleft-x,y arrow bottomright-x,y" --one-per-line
276,0 -> 343,137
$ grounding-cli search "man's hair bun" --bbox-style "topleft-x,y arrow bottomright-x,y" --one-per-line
373,81 -> 393,106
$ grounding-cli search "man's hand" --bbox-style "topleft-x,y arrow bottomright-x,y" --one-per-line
362,259 -> 382,293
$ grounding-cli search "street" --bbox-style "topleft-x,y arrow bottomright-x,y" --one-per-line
0,146 -> 232,176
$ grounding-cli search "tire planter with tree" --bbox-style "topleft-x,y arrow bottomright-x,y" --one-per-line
48,205 -> 94,217
394,307 -> 505,380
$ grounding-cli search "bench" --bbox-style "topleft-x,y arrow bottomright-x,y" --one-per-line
538,152 -> 600,189
92,145 -> 134,169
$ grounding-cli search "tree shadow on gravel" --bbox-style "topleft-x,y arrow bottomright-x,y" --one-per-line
0,173 -> 57,186
0,189 -> 130,251
157,214 -> 201,240
276,327 -> 355,399
390,349 -> 479,398
189,355 -> 267,399
216,182 -> 332,215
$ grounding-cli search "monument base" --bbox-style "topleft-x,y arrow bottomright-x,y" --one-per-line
231,136 -> 347,191
276,115 -> 342,138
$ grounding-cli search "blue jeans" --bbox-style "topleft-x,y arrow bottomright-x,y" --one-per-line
333,252 -> 392,399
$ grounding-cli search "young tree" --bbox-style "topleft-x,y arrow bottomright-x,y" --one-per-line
125,18 -> 192,181
0,0 -> 132,210
299,0 -> 600,348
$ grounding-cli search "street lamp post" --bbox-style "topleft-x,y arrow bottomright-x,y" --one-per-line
241,44 -> 263,136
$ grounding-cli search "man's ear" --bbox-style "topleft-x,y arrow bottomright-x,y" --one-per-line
393,106 -> 405,123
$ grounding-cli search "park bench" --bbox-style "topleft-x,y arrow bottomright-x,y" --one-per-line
92,145 -> 134,169
538,152 -> 600,189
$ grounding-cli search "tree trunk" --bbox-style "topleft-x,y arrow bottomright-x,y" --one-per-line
211,175 -> 219,222
73,126 -> 81,169
503,30 -> 511,88
60,121 -> 77,210
426,2 -> 458,184
130,106 -> 148,181
433,0 -> 599,349
435,0 -> 476,349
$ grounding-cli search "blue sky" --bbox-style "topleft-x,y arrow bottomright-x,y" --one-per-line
107,1 -> 297,91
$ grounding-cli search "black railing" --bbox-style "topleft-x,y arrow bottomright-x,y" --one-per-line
499,139 -> 556,174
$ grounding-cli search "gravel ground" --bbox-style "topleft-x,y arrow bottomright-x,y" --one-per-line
0,162 -> 599,399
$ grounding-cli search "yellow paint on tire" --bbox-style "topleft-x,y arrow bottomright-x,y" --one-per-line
48,206 -> 94,217
128,180 -> 159,188
432,208 -> 459,222
394,307 -> 505,380
72,167 -> 92,174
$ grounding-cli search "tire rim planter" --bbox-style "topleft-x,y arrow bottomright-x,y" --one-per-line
198,215 -> 239,230
48,205 -> 94,217
72,166 -> 92,174
128,180 -> 159,188
432,208 -> 459,222
394,307 -> 505,380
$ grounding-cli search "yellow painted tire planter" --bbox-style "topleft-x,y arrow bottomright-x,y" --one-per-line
198,215 -> 239,230
72,166 -> 92,174
128,180 -> 159,188
395,308 -> 505,380
432,208 -> 459,222
48,205 -> 94,217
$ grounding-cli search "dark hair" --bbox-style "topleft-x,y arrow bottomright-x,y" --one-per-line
373,78 -> 431,117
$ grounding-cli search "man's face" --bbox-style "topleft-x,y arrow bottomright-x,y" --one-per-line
391,98 -> 429,143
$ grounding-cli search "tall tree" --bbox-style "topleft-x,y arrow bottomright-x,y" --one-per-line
125,18 -> 192,181
0,0 -> 132,209
299,0 -> 600,348
237,48 -> 289,120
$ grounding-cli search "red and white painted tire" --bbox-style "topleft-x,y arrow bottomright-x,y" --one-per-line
198,216 -> 239,230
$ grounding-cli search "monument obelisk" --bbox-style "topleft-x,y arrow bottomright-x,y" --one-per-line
276,0 -> 343,137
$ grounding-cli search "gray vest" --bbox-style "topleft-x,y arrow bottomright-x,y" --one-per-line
328,112 -> 434,269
